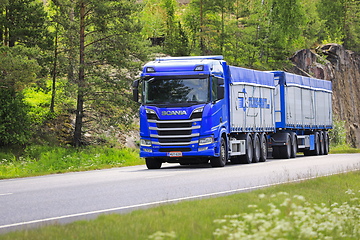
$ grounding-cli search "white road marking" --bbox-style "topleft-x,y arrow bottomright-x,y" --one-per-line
0,168 -> 358,230
0,193 -> 12,196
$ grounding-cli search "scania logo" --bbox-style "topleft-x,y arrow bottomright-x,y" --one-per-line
161,110 -> 187,116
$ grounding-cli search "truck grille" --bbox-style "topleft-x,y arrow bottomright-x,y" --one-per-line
148,112 -> 202,147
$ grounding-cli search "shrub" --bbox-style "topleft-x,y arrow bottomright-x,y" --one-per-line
0,89 -> 32,146
328,116 -> 346,147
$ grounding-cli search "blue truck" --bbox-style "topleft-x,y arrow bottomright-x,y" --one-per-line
132,56 -> 332,169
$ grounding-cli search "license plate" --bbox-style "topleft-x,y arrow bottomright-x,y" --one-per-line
168,152 -> 182,157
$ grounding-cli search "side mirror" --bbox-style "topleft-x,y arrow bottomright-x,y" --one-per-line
217,86 -> 225,100
133,80 -> 140,102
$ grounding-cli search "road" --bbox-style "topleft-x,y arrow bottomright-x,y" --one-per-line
0,154 -> 360,233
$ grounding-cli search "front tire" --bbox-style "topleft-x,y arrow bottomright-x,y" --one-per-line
146,158 -> 162,169
210,137 -> 227,167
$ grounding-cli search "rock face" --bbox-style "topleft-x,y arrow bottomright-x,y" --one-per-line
289,44 -> 360,147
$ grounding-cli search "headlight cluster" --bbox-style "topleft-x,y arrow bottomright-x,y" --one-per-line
141,139 -> 152,147
199,136 -> 213,145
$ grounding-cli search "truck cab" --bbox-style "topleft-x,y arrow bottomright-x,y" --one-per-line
133,56 -> 229,169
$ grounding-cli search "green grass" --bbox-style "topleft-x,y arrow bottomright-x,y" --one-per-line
1,171 -> 360,239
329,144 -> 360,154
0,145 -> 144,179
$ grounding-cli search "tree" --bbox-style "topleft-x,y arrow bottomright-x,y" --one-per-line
1,0 -> 50,48
0,46 -> 40,146
51,0 -> 147,147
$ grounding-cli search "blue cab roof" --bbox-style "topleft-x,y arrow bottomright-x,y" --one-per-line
141,56 -> 224,78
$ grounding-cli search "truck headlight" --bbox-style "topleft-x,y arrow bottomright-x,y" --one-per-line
199,136 -> 213,145
141,139 -> 152,147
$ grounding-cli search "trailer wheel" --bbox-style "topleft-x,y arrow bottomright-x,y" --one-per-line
145,158 -> 162,169
280,134 -> 291,159
253,134 -> 260,163
290,133 -> 297,158
324,132 -> 329,155
314,132 -> 320,156
319,131 -> 325,155
239,134 -> 253,164
259,133 -> 267,162
210,137 -> 227,167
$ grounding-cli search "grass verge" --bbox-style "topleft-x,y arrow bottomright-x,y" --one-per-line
0,145 -> 143,179
1,171 -> 360,239
329,144 -> 360,154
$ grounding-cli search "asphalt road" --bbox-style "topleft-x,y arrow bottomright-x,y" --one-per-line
1,153 -> 360,233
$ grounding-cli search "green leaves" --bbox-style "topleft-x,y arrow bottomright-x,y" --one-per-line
0,89 -> 31,146
0,45 -> 40,92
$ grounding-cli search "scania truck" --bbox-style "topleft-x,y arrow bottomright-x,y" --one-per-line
132,56 -> 332,169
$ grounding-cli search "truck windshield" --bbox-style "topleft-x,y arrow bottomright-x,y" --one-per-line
143,77 -> 210,105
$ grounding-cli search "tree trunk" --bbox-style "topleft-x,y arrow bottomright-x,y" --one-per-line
50,23 -> 58,113
4,6 -> 8,46
73,1 -> 85,147
68,6 -> 75,83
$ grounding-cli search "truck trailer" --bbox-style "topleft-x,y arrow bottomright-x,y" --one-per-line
132,56 -> 332,169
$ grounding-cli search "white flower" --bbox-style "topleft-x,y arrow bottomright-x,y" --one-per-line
258,193 -> 266,199
293,195 -> 306,201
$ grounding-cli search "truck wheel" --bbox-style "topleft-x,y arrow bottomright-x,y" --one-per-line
210,137 -> 227,167
280,134 -> 291,159
145,158 -> 162,169
319,131 -> 325,155
241,134 -> 253,164
324,132 -> 329,155
290,133 -> 297,158
314,132 -> 320,156
259,133 -> 267,162
253,134 -> 260,163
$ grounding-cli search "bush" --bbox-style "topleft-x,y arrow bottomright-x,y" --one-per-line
0,89 -> 32,146
328,116 -> 346,147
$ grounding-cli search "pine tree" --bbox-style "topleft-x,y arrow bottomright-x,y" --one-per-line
1,0 -> 49,47
50,0 -> 147,147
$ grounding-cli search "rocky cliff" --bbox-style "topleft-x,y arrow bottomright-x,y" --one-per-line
289,44 -> 360,147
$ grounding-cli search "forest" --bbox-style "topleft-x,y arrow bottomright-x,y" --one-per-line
1,0 -> 360,148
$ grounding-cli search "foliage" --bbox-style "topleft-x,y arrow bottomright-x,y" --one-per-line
0,45 -> 40,91
328,116 -> 347,147
0,0 -> 52,48
0,89 -> 32,146
0,46 -> 41,146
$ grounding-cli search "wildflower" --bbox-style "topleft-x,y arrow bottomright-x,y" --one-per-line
293,195 -> 306,201
280,198 -> 291,207
148,231 -> 176,240
345,189 -> 355,195
213,219 -> 227,224
258,193 -> 266,199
